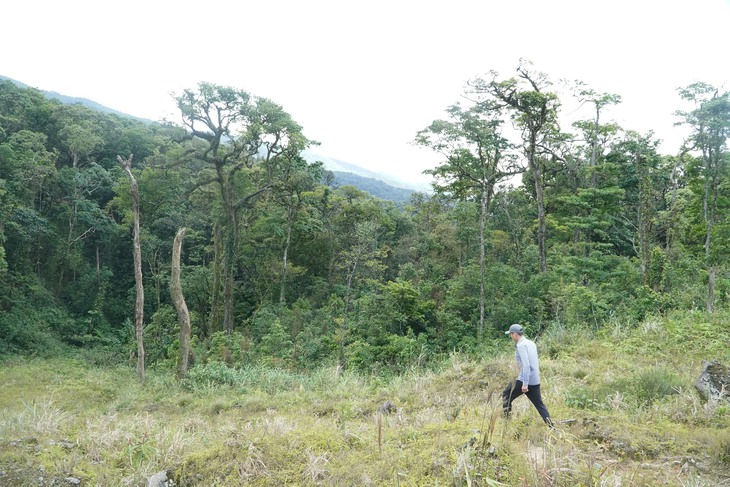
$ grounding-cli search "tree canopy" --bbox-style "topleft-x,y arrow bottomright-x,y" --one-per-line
0,70 -> 728,373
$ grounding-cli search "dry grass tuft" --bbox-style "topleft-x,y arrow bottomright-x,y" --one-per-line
0,399 -> 71,437
303,448 -> 330,483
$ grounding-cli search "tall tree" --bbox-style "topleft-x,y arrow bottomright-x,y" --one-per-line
176,82 -> 311,332
336,219 -> 386,367
611,132 -> 665,283
327,187 -> 389,367
471,61 -> 562,272
272,157 -> 322,304
676,83 -> 730,312
547,85 -> 623,260
0,130 -> 57,276
416,101 -> 519,337
572,85 -> 622,187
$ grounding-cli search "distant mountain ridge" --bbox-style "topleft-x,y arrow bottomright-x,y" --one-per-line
0,75 -> 152,122
329,171 -> 416,205
1,75 -> 427,203
301,150 -> 430,193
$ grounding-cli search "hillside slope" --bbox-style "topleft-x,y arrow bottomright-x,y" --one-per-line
1,311 -> 729,485
0,75 -> 152,122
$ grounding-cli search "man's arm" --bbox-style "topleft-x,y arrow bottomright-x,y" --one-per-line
516,344 -> 530,391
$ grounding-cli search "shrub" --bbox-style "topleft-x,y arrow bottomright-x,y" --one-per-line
627,285 -> 676,322
631,367 -> 682,405
142,305 -> 178,366
259,318 -> 293,362
0,305 -> 65,357
182,362 -> 239,389
206,331 -> 250,365
555,283 -> 609,329
345,331 -> 430,374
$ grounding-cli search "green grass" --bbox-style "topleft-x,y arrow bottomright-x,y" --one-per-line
2,310 -> 730,485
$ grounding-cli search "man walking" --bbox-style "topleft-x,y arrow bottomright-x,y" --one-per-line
502,324 -> 553,426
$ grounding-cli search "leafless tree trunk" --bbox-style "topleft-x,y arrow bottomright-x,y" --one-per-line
117,154 -> 145,384
171,228 -> 192,378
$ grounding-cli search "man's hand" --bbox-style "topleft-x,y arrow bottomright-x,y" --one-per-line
522,384 -> 528,393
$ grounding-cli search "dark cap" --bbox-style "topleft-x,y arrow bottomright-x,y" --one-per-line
505,324 -> 523,335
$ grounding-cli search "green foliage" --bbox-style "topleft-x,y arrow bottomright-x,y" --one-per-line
181,361 -> 310,393
145,305 -> 179,366
0,273 -> 69,357
345,331 -> 430,374
563,386 -> 605,410
554,283 -> 608,328
627,285 -> 676,321
0,244 -> 6,275
0,304 -> 65,357
206,331 -> 250,365
121,434 -> 157,467
2,74 -> 730,378
422,310 -> 473,351
648,245 -> 666,290
259,318 -> 293,364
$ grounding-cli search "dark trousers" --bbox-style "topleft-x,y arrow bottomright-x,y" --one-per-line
502,380 -> 553,426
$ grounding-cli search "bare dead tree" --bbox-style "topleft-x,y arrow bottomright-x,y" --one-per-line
117,154 -> 145,384
171,227 -> 192,378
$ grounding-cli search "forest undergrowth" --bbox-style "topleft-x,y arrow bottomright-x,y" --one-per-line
1,311 -> 730,486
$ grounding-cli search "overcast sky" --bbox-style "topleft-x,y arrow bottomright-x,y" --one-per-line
3,0 -> 729,187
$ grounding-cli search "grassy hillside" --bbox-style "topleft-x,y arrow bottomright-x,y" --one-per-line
1,311 -> 730,486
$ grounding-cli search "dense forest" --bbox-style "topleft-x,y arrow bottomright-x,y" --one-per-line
1,63 -> 729,379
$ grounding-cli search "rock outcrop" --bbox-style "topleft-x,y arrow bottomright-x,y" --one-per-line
696,360 -> 730,402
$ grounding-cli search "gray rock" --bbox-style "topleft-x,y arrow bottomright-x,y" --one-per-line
696,360 -> 730,401
377,400 -> 397,414
65,477 -> 81,485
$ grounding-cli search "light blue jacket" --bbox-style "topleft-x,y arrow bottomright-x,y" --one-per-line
515,337 -> 541,386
